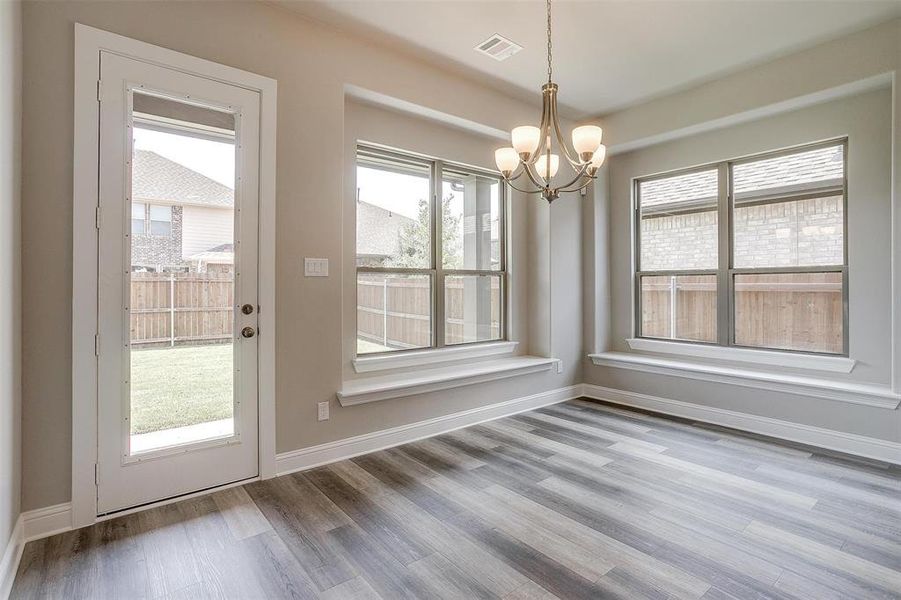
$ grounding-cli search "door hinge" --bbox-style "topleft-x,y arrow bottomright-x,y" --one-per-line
94,463 -> 99,486
96,79 -> 102,103
94,334 -> 100,356
95,206 -> 102,230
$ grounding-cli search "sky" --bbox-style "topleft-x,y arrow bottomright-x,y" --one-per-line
356,166 -> 428,220
356,165 -> 500,224
133,126 -> 236,188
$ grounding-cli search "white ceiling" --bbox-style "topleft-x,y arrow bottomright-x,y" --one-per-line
279,0 -> 900,117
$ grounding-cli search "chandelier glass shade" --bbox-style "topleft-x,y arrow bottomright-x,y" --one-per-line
494,0 -> 606,203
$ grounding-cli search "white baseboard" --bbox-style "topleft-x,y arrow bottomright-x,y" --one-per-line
276,384 -> 582,476
0,501 -> 77,596
582,383 -> 901,465
0,517 -> 24,600
21,503 -> 72,544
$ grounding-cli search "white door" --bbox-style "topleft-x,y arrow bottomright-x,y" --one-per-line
97,52 -> 260,514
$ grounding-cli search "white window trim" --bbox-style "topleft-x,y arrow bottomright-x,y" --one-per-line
353,340 -> 517,373
339,356 -> 557,406
626,338 -> 855,374
588,351 -> 899,410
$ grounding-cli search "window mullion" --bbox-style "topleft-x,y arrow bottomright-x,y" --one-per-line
633,180 -> 642,338
717,162 -> 731,347
433,160 -> 444,349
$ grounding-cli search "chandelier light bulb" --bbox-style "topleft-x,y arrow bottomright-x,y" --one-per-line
491,0 -> 596,202
572,125 -> 603,160
590,144 -> 607,167
494,147 -> 520,175
587,144 -> 607,174
535,153 -> 560,179
511,126 -> 541,158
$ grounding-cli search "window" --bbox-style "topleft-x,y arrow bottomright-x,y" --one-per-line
149,204 -> 172,236
131,202 -> 147,235
635,140 -> 847,355
355,146 -> 505,355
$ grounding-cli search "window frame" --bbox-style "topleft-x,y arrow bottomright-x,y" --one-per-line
131,202 -> 148,235
633,138 -> 849,357
355,144 -> 507,357
149,204 -> 173,237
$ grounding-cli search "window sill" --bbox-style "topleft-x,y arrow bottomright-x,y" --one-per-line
338,356 -> 557,406
353,341 -> 518,373
588,351 -> 900,410
626,338 -> 856,374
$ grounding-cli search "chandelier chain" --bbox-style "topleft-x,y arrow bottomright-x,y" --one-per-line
546,0 -> 552,83
495,0 -> 605,202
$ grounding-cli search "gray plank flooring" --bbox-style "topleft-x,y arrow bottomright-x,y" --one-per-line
12,398 -> 901,599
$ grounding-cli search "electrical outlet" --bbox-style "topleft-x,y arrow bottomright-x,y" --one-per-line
556,359 -> 563,374
304,258 -> 329,277
317,401 -> 329,421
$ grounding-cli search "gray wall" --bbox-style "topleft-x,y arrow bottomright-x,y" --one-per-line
0,0 -> 23,559
20,1 -> 582,512
585,22 -> 900,444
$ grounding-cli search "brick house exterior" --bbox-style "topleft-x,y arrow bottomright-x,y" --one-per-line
641,197 -> 843,270
131,150 -> 234,272
131,205 -> 186,271
640,144 -> 844,270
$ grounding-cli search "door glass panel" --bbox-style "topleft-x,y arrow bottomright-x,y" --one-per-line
129,91 -> 237,454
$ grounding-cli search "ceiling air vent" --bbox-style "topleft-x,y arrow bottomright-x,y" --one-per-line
475,34 -> 522,62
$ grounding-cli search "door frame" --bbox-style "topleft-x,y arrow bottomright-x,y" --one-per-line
73,23 -> 277,529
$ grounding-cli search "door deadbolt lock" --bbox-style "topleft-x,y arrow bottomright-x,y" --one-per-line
241,303 -> 255,315
241,326 -> 256,338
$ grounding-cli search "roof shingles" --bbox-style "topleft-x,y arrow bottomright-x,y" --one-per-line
132,149 -> 234,208
640,144 -> 843,209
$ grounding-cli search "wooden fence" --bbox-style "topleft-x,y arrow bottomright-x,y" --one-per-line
131,271 -> 839,353
130,272 -> 234,347
357,277 -> 500,348
641,273 -> 843,353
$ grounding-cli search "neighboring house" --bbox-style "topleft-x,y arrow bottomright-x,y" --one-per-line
131,149 -> 235,272
132,154 -> 416,272
188,242 -> 234,275
640,145 -> 844,270
355,199 -> 415,265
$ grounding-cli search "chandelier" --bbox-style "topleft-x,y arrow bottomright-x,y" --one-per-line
494,0 -> 606,203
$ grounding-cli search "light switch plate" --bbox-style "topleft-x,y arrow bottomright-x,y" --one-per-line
304,258 -> 329,277
317,401 -> 329,421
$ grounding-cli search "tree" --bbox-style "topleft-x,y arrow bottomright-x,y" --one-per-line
391,194 -> 462,269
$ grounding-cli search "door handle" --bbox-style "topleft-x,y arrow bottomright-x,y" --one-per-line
241,326 -> 256,339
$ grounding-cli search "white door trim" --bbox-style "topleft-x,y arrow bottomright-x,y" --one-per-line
73,23 -> 277,529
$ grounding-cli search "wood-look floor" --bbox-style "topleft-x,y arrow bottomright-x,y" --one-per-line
12,398 -> 901,600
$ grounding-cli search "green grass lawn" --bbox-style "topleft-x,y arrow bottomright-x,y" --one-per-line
130,344 -> 233,435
